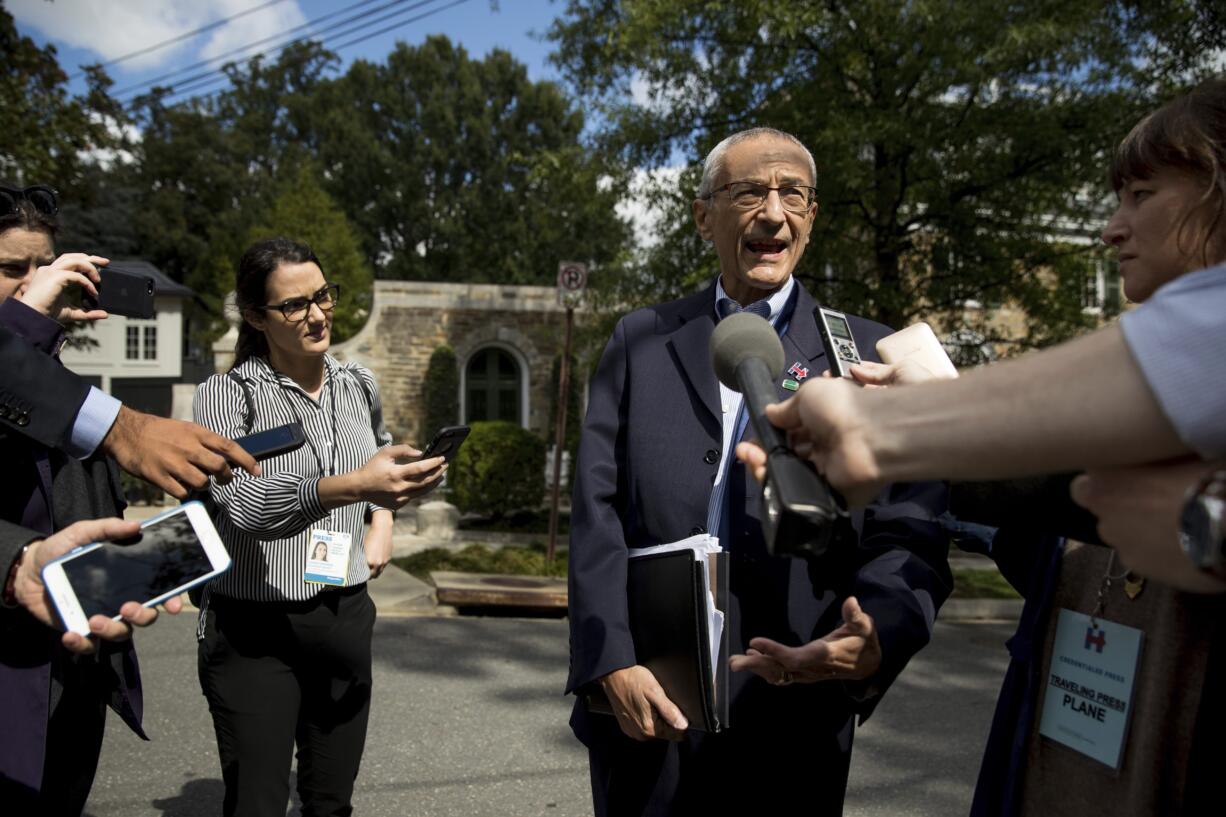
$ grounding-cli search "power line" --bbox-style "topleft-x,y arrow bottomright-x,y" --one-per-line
112,0 -> 397,99
149,0 -> 473,106
119,0 -> 443,103
68,0 -> 293,80
327,0 -> 470,52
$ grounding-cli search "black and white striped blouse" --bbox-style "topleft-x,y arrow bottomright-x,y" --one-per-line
192,354 -> 393,602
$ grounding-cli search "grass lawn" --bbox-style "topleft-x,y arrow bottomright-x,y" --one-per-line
397,545 -> 1020,601
950,567 -> 1021,599
394,543 -> 568,581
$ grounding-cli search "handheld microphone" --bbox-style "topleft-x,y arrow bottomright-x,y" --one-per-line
710,312 -> 849,558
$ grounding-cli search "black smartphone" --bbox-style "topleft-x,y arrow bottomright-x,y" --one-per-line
234,422 -> 307,461
84,266 -> 156,319
421,425 -> 470,460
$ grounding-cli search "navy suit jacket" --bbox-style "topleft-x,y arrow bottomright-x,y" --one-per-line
0,323 -> 91,450
0,300 -> 145,797
566,279 -> 951,814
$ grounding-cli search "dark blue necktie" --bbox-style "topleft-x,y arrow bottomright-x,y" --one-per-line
717,297 -> 771,321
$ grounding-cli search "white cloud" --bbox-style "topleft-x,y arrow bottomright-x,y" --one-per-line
616,165 -> 686,249
198,1 -> 308,66
8,0 -> 307,73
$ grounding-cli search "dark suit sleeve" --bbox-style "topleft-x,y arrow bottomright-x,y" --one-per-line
566,318 -> 638,694
0,324 -> 90,450
840,478 -> 952,719
818,315 -> 952,717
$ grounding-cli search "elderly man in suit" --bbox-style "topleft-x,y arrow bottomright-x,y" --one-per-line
565,127 -> 951,816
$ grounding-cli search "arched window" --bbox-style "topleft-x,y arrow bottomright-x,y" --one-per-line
464,347 -> 522,424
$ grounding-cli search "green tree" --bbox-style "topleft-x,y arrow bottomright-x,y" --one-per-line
306,35 -> 631,284
0,7 -> 124,202
115,43 -> 347,341
97,36 -> 629,347
242,164 -> 372,341
422,345 -> 460,436
550,0 -> 1225,352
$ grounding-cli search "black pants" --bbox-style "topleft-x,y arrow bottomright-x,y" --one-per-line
198,585 -> 375,817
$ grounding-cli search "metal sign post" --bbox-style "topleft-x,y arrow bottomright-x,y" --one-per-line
548,262 -> 587,564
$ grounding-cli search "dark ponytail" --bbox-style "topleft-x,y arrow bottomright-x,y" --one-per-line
231,237 -> 323,370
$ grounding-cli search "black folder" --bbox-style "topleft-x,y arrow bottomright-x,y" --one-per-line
587,548 -> 729,732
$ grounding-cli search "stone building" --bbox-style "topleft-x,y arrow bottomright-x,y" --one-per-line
327,280 -> 577,445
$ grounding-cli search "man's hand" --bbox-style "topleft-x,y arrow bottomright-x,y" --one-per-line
366,510 -> 394,579
101,406 -> 261,499
599,665 -> 689,742
17,253 -> 109,324
735,377 -> 883,507
12,517 -> 184,654
729,597 -> 882,684
845,358 -> 953,388
1071,459 -> 1226,594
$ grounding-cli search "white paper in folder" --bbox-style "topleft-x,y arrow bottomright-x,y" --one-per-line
628,534 -> 724,684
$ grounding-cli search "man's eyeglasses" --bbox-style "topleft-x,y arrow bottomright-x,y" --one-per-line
703,182 -> 817,213
0,185 -> 59,217
258,283 -> 341,323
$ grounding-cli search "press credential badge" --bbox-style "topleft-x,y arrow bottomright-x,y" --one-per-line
304,529 -> 351,586
1038,608 -> 1144,769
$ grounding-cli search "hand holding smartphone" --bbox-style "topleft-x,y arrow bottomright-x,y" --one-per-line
41,502 -> 231,636
420,425 -> 470,461
82,266 -> 156,319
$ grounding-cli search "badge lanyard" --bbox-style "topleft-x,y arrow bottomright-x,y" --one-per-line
1089,550 -> 1145,627
275,366 -> 339,477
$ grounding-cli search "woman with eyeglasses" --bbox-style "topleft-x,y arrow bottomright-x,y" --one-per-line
192,237 -> 445,817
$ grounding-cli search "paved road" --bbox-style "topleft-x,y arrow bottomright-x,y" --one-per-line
85,613 -> 1013,817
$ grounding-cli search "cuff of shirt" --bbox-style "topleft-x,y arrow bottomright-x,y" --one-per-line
64,387 -> 122,459
298,476 -> 328,522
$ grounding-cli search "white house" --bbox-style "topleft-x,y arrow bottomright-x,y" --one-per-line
60,260 -> 204,418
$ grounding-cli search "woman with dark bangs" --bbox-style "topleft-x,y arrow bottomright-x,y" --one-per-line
969,77 -> 1226,817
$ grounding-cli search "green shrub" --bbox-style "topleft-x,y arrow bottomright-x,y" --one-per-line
447,421 -> 545,518
422,345 -> 459,438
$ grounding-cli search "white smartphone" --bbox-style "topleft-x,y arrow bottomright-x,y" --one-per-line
41,502 -> 231,635
875,322 -> 959,381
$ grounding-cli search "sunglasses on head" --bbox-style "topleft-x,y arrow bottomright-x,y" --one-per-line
0,185 -> 59,217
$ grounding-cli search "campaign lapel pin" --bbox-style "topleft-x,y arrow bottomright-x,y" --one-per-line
787,362 -> 809,381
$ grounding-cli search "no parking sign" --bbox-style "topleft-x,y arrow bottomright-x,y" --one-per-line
557,261 -> 587,307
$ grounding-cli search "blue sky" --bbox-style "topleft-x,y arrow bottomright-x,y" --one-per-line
10,0 -> 682,234
10,0 -> 567,103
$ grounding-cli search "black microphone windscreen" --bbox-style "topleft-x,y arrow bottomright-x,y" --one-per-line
710,312 -> 785,390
